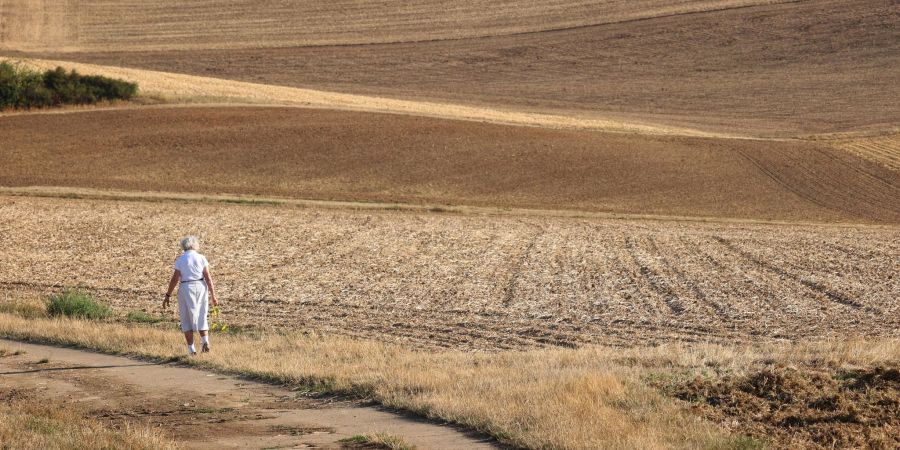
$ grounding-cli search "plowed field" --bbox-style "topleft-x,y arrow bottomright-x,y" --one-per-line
2,107 -> 899,223
0,195 -> 896,350
0,0 -> 795,52
8,0 -> 897,136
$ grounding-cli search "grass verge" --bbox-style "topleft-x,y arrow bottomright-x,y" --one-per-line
0,313 -> 746,449
0,293 -> 47,319
1,312 -> 896,449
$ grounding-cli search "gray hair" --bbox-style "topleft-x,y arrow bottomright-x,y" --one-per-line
180,235 -> 200,251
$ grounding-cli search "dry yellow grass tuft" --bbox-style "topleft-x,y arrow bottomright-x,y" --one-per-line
342,432 -> 418,450
0,292 -> 46,319
0,312 -> 765,450
0,383 -> 175,449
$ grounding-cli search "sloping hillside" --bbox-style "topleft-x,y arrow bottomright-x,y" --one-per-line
4,0 -> 896,136
2,107 -> 898,223
0,0 -> 791,51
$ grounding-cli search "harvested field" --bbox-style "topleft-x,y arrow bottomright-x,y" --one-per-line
9,0 -> 898,136
830,133 -> 900,173
2,107 -> 900,224
0,195 -> 897,350
1,1 -> 898,448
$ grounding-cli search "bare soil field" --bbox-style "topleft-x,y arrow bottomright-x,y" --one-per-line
2,107 -> 899,224
0,0 -> 796,52
0,195 -> 897,350
8,0 -> 897,136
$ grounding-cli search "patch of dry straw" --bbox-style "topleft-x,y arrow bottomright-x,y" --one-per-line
0,381 -> 174,449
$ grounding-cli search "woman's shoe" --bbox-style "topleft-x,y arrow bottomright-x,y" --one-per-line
201,343 -> 210,353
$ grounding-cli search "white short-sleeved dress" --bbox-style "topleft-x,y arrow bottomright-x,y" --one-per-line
174,250 -> 209,332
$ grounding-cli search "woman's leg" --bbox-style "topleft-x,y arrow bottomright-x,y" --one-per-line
184,331 -> 194,345
199,330 -> 210,352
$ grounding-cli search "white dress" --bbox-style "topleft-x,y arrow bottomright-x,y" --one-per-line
174,250 -> 209,332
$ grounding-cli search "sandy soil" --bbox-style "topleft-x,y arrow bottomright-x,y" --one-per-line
0,339 -> 498,449
2,107 -> 899,224
8,0 -> 897,136
0,195 -> 897,351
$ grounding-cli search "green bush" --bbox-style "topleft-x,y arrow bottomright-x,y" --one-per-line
0,62 -> 137,110
46,290 -> 111,320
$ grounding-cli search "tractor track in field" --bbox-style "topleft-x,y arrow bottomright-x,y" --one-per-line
709,236 -> 876,314
1,193 -> 897,351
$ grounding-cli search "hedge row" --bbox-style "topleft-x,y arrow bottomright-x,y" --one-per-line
0,62 -> 138,109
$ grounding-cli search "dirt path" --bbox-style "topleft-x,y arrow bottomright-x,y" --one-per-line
0,339 -> 498,449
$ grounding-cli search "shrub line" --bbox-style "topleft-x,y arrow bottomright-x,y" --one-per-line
0,62 -> 137,110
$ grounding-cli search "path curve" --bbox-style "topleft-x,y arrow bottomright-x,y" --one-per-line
0,339 -> 499,450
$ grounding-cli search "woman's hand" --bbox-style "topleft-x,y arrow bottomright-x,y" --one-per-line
210,294 -> 219,307
162,293 -> 171,308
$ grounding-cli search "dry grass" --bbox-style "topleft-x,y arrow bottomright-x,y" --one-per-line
3,311 -> 898,449
0,312 -> 775,450
0,383 -> 175,450
0,292 -> 46,319
341,433 -> 418,450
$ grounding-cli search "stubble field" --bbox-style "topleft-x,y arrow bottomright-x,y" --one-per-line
1,195 -> 896,350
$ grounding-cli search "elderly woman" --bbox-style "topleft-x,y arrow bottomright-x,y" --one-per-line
163,236 -> 219,355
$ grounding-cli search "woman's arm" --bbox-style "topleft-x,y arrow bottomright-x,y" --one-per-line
203,266 -> 218,306
163,270 -> 180,308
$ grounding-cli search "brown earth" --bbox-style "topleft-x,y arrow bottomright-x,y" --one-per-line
1,195 -> 897,351
830,134 -> 900,173
0,0 -> 802,52
2,107 -> 899,224
0,339 -> 498,449
671,365 -> 900,450
8,0 -> 898,136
